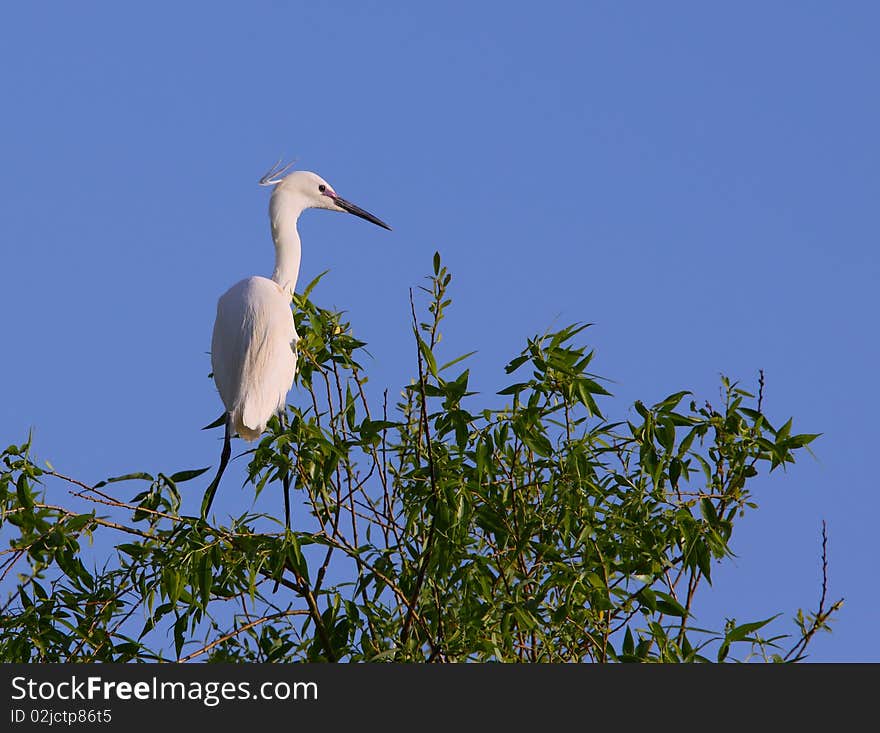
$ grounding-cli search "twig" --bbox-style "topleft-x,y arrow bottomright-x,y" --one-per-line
177,610 -> 307,662
69,490 -> 183,524
257,566 -> 337,662
77,585 -> 141,662
44,470 -> 96,493
29,502 -> 156,540
784,521 -> 843,662
757,369 -> 765,415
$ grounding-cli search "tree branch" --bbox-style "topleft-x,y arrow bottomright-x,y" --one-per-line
401,288 -> 440,649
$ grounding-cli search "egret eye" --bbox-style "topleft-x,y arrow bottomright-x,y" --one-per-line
318,184 -> 326,193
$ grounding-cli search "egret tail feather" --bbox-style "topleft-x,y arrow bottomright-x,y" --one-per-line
232,406 -> 263,442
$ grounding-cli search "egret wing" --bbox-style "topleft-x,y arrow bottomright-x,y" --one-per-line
211,276 -> 297,441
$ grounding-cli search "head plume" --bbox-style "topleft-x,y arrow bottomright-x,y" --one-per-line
258,158 -> 298,187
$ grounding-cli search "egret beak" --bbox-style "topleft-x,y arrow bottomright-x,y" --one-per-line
330,194 -> 391,230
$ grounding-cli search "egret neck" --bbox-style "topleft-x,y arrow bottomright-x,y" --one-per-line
269,188 -> 304,298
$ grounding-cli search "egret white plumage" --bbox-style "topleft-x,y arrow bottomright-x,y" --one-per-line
203,161 -> 390,516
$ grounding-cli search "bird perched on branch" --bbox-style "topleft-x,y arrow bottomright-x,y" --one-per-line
203,161 -> 391,516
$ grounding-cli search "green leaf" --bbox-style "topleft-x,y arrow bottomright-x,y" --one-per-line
287,532 -> 309,582
726,615 -> 780,642
789,433 -> 821,448
169,466 -> 211,483
16,474 -> 33,510
777,417 -> 793,440
658,422 -> 676,453
300,269 -> 329,300
440,350 -> 477,372
700,498 -> 718,525
417,334 -> 438,378
93,472 -> 154,489
669,457 -> 682,488
64,514 -> 94,533
654,391 -> 692,412
695,541 -> 712,582
504,354 -> 530,374
654,591 -> 688,618
577,378 -> 612,397
118,543 -> 146,560
622,626 -> 634,656
173,615 -> 187,658
637,587 -> 657,612
520,429 -> 553,457
199,555 -> 212,608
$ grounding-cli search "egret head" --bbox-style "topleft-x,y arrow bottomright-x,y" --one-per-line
262,163 -> 391,231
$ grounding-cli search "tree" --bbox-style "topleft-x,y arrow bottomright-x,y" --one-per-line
0,255 -> 841,662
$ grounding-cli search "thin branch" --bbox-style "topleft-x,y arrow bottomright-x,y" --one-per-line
256,566 -> 337,662
400,288 -> 440,649
757,368 -> 765,415
177,610 -> 308,663
784,521 -> 843,662
69,490 -> 183,525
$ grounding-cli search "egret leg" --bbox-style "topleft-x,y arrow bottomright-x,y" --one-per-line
202,415 -> 231,518
277,410 -> 293,532
272,466 -> 294,594
283,468 -> 292,532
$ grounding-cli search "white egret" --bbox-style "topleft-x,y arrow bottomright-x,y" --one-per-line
203,161 -> 390,516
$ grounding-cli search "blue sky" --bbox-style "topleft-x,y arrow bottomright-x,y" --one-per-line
1,3 -> 877,661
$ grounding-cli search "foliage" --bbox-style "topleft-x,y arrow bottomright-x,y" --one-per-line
0,255 -> 841,662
